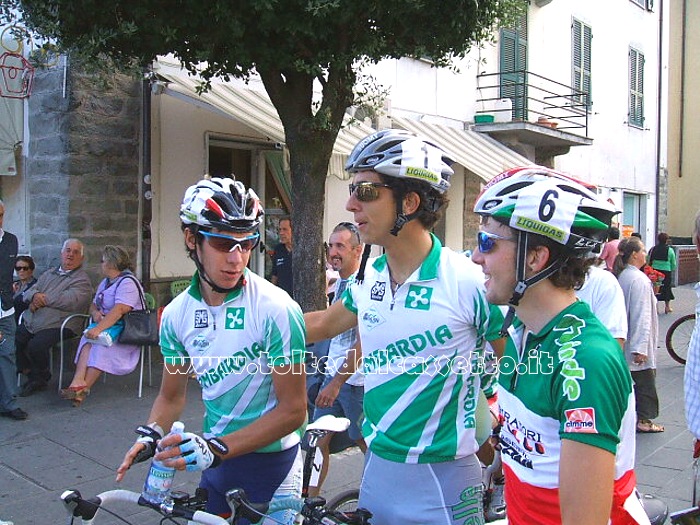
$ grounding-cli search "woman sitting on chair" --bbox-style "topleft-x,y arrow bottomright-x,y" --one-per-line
61,245 -> 144,406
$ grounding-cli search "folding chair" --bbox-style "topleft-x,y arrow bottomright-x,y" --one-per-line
56,313 -> 91,392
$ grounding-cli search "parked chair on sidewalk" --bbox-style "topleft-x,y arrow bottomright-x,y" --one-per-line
170,279 -> 190,300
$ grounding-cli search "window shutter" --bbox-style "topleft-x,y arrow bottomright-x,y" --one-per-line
572,19 -> 592,108
629,48 -> 644,126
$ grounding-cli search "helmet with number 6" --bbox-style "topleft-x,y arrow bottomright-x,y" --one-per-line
180,177 -> 264,233
474,166 -> 617,254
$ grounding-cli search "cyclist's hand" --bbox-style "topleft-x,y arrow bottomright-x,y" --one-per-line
116,423 -> 163,482
156,432 -> 226,472
316,382 -> 340,408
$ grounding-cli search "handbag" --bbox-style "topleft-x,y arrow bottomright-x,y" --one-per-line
117,275 -> 160,346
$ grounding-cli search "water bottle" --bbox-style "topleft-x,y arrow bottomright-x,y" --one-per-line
142,421 -> 184,505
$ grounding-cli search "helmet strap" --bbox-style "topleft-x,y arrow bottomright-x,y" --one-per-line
390,192 -> 419,236
499,231 -> 564,337
356,244 -> 373,284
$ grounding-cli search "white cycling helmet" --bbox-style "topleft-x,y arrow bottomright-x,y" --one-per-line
180,177 -> 264,233
474,166 -> 619,333
345,129 -> 453,193
474,166 -> 617,254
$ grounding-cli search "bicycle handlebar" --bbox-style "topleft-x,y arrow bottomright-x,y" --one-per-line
60,489 -> 228,525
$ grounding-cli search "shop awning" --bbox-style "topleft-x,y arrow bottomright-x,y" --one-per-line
156,64 -> 375,157
391,116 -> 533,182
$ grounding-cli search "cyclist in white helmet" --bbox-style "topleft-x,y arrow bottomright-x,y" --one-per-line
305,130 -> 491,524
472,166 -> 647,525
117,177 -> 307,524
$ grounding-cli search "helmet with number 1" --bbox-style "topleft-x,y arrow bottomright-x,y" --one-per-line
180,177 -> 264,233
474,166 -> 617,254
345,129 -> 453,193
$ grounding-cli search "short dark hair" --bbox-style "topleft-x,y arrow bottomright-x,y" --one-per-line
16,255 -> 35,271
608,226 -> 620,241
657,232 -> 669,245
378,174 -> 449,230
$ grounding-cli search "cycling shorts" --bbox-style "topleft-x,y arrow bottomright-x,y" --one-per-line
358,451 -> 484,525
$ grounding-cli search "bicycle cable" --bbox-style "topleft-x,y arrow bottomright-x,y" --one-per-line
68,502 -> 135,525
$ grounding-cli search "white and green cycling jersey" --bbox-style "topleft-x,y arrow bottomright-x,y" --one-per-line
159,270 -> 306,453
342,234 -> 490,464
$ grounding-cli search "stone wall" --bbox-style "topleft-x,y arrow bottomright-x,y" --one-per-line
462,173 -> 483,252
26,60 -> 141,284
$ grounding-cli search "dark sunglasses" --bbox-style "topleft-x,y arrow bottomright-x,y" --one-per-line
477,231 -> 515,253
15,266 -> 31,271
348,181 -> 392,202
199,231 -> 260,253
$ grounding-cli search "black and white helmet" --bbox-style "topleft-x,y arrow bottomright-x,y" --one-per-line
345,129 -> 453,193
180,177 -> 264,233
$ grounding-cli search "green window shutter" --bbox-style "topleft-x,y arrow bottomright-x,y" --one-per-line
499,16 -> 528,120
629,48 -> 644,127
572,18 -> 592,109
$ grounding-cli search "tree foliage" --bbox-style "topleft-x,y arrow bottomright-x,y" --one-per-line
8,0 -> 524,311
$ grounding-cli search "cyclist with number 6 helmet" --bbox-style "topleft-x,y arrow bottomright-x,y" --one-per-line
305,130 -> 491,525
117,176 -> 307,524
472,166 -> 647,525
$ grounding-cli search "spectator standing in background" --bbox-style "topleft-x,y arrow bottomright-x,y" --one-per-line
271,217 -> 294,297
599,226 -> 621,271
614,237 -> 664,433
648,232 -> 677,314
0,200 -> 27,420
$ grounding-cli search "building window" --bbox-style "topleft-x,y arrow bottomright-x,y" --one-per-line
630,0 -> 654,10
499,11 -> 528,120
628,47 -> 644,128
571,18 -> 592,109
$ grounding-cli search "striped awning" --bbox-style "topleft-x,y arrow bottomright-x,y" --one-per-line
391,116 -> 533,182
156,62 -> 374,157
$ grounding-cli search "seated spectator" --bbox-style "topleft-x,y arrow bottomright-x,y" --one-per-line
13,255 -> 37,323
61,245 -> 144,406
16,239 -> 93,396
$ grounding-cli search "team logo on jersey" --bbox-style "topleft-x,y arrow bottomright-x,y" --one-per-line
370,281 -> 386,301
361,306 -> 385,331
405,285 -> 432,310
564,408 -> 597,433
225,307 -> 245,329
194,309 -> 209,328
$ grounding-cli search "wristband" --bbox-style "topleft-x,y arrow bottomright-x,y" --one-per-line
207,437 -> 229,468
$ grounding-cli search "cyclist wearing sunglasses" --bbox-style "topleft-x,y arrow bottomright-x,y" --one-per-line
305,130 -> 490,525
117,177 -> 306,523
472,166 -> 645,525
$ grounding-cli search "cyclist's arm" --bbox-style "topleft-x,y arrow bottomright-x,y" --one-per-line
304,300 -> 357,343
315,340 -> 362,407
559,440 -> 614,525
217,362 -> 307,458
116,362 -> 189,481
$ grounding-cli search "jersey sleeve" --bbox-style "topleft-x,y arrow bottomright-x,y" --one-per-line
341,281 -> 358,314
264,299 -> 306,367
159,303 -> 189,366
551,314 -> 631,453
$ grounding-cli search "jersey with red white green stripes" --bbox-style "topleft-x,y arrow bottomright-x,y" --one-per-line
342,234 -> 490,464
159,270 -> 306,453
498,300 -> 637,524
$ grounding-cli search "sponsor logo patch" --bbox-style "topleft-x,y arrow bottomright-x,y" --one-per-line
225,307 -> 245,330
564,407 -> 597,433
405,285 -> 432,310
194,309 -> 209,328
361,307 -> 385,331
370,281 -> 386,301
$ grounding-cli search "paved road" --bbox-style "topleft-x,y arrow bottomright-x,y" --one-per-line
1,284 -> 698,524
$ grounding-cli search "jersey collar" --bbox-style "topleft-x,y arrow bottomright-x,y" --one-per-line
371,233 -> 442,282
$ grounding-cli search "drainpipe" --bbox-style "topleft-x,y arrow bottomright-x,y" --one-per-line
141,74 -> 152,291
678,0 -> 687,179
654,0 -> 665,235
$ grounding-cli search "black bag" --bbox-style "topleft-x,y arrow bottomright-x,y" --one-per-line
117,275 -> 159,346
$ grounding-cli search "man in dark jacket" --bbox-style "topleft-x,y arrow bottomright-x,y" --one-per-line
16,239 -> 93,396
0,200 -> 27,420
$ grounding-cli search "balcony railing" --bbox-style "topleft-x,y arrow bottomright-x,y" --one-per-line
476,70 -> 589,136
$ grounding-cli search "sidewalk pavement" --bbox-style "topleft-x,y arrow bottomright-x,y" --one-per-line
1,284 -> 698,524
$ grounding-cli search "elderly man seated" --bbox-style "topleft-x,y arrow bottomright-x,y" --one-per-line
16,239 -> 93,396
